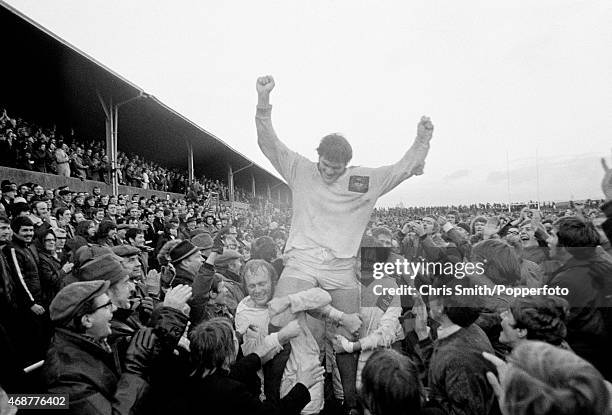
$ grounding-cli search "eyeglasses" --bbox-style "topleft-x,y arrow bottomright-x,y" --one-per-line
44,238 -> 56,243
91,300 -> 114,312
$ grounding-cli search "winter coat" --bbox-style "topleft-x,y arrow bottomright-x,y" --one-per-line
43,328 -> 149,415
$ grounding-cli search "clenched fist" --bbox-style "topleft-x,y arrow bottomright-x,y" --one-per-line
256,75 -> 275,95
416,116 -> 434,144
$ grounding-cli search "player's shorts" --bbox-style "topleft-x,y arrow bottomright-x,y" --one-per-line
282,248 -> 359,290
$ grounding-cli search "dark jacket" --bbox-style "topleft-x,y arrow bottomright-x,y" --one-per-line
548,254 -> 612,377
174,353 -> 310,415
420,324 -> 499,415
38,251 -> 64,309
217,268 -> 245,316
3,238 -> 41,306
43,328 -> 149,415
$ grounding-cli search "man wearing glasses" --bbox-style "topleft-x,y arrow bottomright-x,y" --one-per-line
43,280 -> 157,414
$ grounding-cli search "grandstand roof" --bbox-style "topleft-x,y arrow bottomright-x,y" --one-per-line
0,1 -> 288,195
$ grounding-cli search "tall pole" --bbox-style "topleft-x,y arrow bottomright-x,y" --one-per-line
186,141 -> 194,186
535,149 -> 541,209
506,150 -> 511,213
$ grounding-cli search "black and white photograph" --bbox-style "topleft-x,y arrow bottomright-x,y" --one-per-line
0,1 -> 611,414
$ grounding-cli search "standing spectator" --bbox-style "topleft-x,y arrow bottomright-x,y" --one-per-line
3,216 -> 47,363
82,148 -> 94,179
43,280 -> 157,414
414,278 -> 498,415
33,143 -> 49,172
174,317 -> 318,415
71,147 -> 88,180
55,143 -> 71,177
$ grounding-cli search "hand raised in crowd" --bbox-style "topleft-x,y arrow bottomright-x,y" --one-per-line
296,363 -> 325,389
416,116 -> 434,144
401,222 -> 412,235
124,327 -> 159,380
30,304 -> 45,315
61,262 -> 74,273
163,284 -> 192,314
135,296 -> 155,316
212,226 -> 231,254
407,221 -> 426,237
530,209 -> 543,224
519,206 -> 531,221
602,148 -> 612,200
436,215 -> 448,227
482,351 -> 510,401
256,75 -> 275,95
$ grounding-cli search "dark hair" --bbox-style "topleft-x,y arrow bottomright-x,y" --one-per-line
432,277 -> 481,327
250,236 -> 277,262
471,239 -> 521,285
55,207 -> 70,220
360,350 -> 422,415
316,133 -> 352,164
510,296 -> 569,346
189,317 -> 236,374
75,220 -> 94,238
95,220 -> 117,240
125,228 -> 144,242
554,217 -> 600,259
10,216 -> 34,233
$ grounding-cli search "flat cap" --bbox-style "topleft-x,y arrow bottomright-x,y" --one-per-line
50,280 -> 110,325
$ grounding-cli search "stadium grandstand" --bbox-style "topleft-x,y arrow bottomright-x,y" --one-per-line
0,1 -> 291,208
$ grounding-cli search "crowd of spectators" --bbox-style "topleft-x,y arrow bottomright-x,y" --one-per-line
0,108 -> 256,202
1,105 -> 612,414
0,157 -> 609,414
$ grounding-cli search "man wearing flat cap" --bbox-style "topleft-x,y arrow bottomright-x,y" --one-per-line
43,280 -> 156,414
112,244 -> 154,326
79,254 -> 192,372
214,249 -> 245,316
79,253 -> 144,361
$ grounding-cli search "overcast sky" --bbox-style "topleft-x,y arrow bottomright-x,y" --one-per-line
6,0 -> 612,206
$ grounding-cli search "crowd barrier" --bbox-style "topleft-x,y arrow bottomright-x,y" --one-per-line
0,166 -> 185,200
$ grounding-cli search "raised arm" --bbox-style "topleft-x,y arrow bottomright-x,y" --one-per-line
255,76 -> 299,183
376,116 -> 434,196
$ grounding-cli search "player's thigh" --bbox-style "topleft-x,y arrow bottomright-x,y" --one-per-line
330,287 -> 360,340
270,273 -> 316,327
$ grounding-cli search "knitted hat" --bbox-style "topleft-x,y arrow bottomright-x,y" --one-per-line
79,254 -> 128,285
169,240 -> 201,263
50,280 -> 110,325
